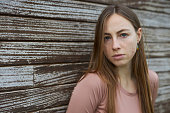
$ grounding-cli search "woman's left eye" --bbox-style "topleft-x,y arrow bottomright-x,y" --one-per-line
120,33 -> 128,38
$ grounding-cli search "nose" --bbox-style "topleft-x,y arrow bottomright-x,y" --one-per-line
112,38 -> 121,50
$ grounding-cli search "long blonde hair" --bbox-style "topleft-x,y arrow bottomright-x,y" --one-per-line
83,5 -> 153,113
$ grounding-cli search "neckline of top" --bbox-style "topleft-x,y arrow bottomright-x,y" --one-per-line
117,81 -> 137,96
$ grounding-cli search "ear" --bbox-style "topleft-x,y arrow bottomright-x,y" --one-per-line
137,28 -> 142,43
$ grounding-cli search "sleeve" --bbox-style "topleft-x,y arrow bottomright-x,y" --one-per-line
149,70 -> 159,105
66,73 -> 105,113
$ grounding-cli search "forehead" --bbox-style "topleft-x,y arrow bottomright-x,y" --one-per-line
104,14 -> 135,32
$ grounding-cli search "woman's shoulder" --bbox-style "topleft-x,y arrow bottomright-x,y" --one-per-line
73,72 -> 107,101
78,72 -> 107,89
148,69 -> 159,83
148,69 -> 159,103
148,69 -> 159,92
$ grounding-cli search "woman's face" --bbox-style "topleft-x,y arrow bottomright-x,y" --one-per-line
103,14 -> 142,67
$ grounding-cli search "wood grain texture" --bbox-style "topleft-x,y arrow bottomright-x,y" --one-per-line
155,99 -> 170,113
0,42 -> 93,66
32,105 -> 68,113
1,16 -> 170,43
0,62 -> 88,91
0,63 -> 169,112
143,27 -> 170,43
0,75 -> 169,113
0,42 -> 169,66
0,0 -> 105,22
80,0 -> 170,15
0,0 -> 170,29
0,84 -> 75,112
1,61 -> 169,91
0,42 -> 170,66
0,0 -> 169,113
0,65 -> 34,90
158,71 -> 170,87
0,16 -> 95,41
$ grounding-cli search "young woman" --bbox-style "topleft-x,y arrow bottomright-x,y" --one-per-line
66,5 -> 159,113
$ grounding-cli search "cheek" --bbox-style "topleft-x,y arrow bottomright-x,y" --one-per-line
124,38 -> 137,57
103,45 -> 111,58
103,46 -> 109,57
128,42 -> 137,57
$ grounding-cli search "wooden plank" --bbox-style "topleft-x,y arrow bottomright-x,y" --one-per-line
156,86 -> 170,103
129,1 -> 170,14
134,9 -> 170,28
0,62 -> 88,91
155,99 -> 170,113
0,42 -> 93,66
0,16 -> 95,41
0,16 -> 170,43
0,66 -> 33,91
155,86 -> 170,113
0,42 -> 169,66
147,58 -> 170,72
32,105 -> 67,113
0,59 -> 169,90
143,27 -> 170,43
0,0 -> 170,29
34,62 -> 88,87
80,0 -> 170,15
0,84 -> 75,112
145,43 -> 170,58
0,0 -> 105,22
157,71 -> 170,87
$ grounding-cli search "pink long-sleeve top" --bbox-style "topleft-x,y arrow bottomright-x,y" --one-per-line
66,70 -> 159,113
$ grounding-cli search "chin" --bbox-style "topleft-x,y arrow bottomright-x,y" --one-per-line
112,61 -> 130,67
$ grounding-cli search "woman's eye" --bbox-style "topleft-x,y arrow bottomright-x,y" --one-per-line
120,33 -> 128,38
104,36 -> 111,40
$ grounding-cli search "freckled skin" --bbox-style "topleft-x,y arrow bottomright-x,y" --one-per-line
103,14 -> 141,67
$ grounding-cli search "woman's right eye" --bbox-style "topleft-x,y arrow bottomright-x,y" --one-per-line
104,36 -> 111,40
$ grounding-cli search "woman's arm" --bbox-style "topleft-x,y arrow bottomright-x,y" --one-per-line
149,70 -> 159,105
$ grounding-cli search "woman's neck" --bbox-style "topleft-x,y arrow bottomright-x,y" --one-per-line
117,63 -> 136,93
117,63 -> 132,81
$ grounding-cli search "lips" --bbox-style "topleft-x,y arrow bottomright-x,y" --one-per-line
112,54 -> 125,60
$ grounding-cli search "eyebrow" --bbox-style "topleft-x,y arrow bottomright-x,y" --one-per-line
104,29 -> 130,35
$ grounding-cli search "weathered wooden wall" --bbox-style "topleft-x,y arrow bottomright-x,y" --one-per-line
0,0 -> 169,112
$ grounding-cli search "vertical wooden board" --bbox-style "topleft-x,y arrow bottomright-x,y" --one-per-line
0,65 -> 33,91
